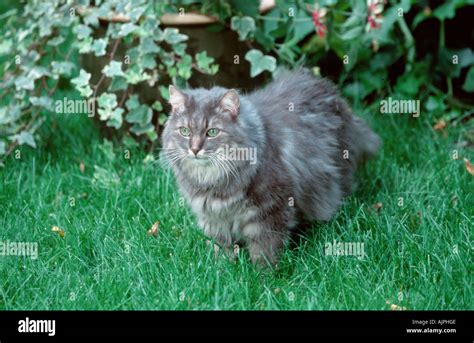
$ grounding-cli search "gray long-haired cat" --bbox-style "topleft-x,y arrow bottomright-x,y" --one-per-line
161,68 -> 380,265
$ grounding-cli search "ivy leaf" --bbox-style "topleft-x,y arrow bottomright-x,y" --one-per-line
107,107 -> 124,129
462,66 -> 474,92
0,39 -> 12,55
158,113 -> 168,125
231,16 -> 256,41
177,55 -> 192,80
74,24 -> 92,40
262,7 -> 280,35
78,85 -> 93,98
119,22 -> 139,37
97,93 -> 119,121
147,130 -> 158,141
108,76 -> 128,92
98,139 -> 116,162
0,105 -> 20,125
340,26 -> 363,41
84,10 -> 100,27
0,107 -> 8,125
125,47 -> 140,63
254,29 -> 275,51
77,37 -> 93,54
38,16 -> 53,37
15,75 -> 35,91
163,28 -> 188,44
98,92 -> 118,111
102,61 -> 125,77
152,101 -> 163,112
51,61 -> 75,76
29,67 -> 50,80
123,135 -> 139,148
71,69 -> 91,88
91,38 -> 108,57
47,36 -> 65,47
245,49 -> 276,77
14,67 -> 48,91
394,64 -> 427,96
125,95 -> 140,111
130,123 -> 154,135
98,108 -> 113,121
30,96 -> 54,111
139,53 -> 157,70
93,165 -> 120,187
425,95 -> 446,112
433,2 -> 456,20
456,48 -> 474,68
293,10 -> 314,43
128,6 -> 146,22
159,85 -> 170,101
124,64 -> 150,84
142,16 -> 160,32
71,69 -> 92,97
173,43 -> 186,56
230,0 -> 259,17
139,37 -> 160,54
126,104 -> 153,127
12,131 -> 36,148
195,51 -> 215,74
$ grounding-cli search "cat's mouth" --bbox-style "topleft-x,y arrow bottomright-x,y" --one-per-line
186,148 -> 209,160
186,154 -> 210,164
188,155 -> 208,161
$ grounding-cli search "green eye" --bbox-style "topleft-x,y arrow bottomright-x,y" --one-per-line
206,128 -> 220,137
179,127 -> 190,137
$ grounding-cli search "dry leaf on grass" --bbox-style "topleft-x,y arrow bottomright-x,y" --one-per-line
386,300 -> 406,311
433,119 -> 447,131
463,158 -> 474,176
79,161 -> 85,174
51,226 -> 65,238
390,303 -> 407,311
372,202 -> 383,212
147,221 -> 159,236
451,195 -> 458,205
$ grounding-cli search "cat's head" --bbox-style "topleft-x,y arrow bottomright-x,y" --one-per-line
161,85 -> 257,184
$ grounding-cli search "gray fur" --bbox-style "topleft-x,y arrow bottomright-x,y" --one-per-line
161,69 -> 381,265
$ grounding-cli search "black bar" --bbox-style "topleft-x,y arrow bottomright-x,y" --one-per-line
0,311 -> 472,339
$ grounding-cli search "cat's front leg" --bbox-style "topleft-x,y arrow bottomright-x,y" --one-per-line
242,222 -> 288,266
199,217 -> 235,260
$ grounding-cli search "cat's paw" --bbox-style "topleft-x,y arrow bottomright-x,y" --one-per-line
206,240 -> 239,263
248,244 -> 279,267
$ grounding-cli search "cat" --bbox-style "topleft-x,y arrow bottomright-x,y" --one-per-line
160,68 -> 381,265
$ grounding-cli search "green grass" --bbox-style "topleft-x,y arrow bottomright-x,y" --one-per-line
0,96 -> 472,310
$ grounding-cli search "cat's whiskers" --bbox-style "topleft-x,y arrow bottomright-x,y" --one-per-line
152,147 -> 180,166
160,149 -> 187,169
211,151 -> 240,181
209,154 -> 231,187
207,155 -> 228,187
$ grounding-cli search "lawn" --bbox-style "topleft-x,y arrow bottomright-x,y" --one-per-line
0,91 -> 472,310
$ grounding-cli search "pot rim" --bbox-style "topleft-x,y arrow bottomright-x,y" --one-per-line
76,0 -> 275,25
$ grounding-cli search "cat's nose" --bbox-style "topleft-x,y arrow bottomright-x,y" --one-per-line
190,147 -> 201,156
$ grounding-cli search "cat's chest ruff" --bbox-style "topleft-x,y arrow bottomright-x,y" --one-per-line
189,191 -> 257,234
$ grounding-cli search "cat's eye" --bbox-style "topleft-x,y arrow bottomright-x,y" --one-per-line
179,126 -> 191,137
206,128 -> 220,138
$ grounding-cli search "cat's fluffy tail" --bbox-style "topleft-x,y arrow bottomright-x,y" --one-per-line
350,115 -> 381,162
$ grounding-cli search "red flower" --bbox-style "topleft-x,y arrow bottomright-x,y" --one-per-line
312,7 -> 328,38
366,0 -> 386,32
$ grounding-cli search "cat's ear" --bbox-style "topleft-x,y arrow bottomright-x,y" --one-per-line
168,85 -> 186,114
219,89 -> 240,119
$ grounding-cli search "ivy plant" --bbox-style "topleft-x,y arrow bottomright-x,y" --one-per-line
0,0 -> 219,160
